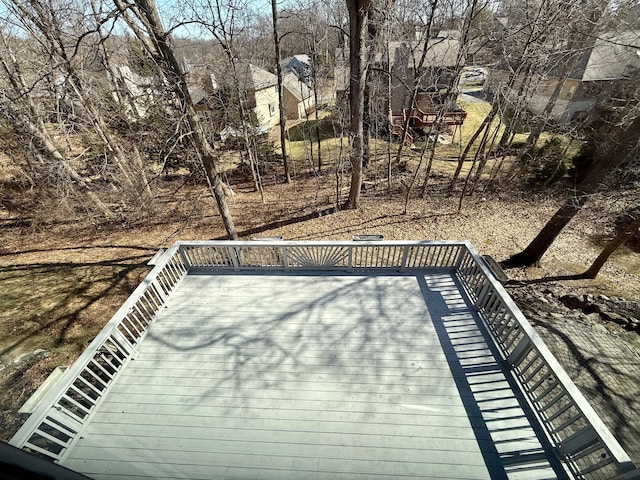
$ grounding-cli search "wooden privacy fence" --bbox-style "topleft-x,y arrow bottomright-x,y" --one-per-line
10,240 -> 639,480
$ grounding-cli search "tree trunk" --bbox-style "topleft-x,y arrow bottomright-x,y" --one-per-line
507,192 -> 587,266
123,0 -> 238,239
363,81 -> 371,169
309,41 -> 322,173
271,0 -> 291,183
450,111 -> 492,189
582,214 -> 640,279
508,117 -> 640,267
346,0 -> 370,209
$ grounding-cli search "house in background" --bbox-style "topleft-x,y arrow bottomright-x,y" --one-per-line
110,65 -> 158,119
334,32 -> 467,143
386,36 -> 467,142
230,63 -> 280,131
487,30 -> 640,124
281,72 -> 315,120
281,54 -> 312,85
192,63 -> 281,136
387,34 -> 462,114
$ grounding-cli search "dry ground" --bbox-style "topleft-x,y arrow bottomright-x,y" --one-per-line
1,171 -> 639,444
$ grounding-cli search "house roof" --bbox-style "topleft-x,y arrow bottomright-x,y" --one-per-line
282,55 -> 312,85
211,63 -> 278,92
282,72 -> 312,101
282,54 -> 310,67
237,63 -> 278,91
188,87 -> 207,105
388,37 -> 461,70
582,30 -> 640,81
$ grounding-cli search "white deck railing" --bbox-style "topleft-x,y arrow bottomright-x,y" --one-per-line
10,244 -> 188,463
10,240 -> 639,480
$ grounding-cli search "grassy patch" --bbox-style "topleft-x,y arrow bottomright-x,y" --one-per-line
0,257 -> 149,363
287,116 -> 338,142
274,97 -> 579,186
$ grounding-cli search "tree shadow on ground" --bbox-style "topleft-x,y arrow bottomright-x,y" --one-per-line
0,248 -> 157,441
0,245 -> 155,258
0,252 -> 154,359
530,317 -> 640,466
214,206 -> 340,239
503,274 -> 586,286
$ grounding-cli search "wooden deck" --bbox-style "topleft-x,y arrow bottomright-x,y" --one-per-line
60,271 -> 564,480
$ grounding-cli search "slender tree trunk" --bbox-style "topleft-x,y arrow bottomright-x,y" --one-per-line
386,34 -> 392,190
470,121 -> 501,194
582,215 -> 640,279
419,136 -> 439,197
346,0 -> 370,209
508,192 -> 588,266
508,117 -> 640,267
271,0 -> 291,183
122,0 -> 238,239
310,42 -> 322,173
457,119 -> 492,212
450,112 -> 492,189
363,81 -> 371,169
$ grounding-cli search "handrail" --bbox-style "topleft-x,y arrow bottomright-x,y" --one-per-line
9,240 -> 638,480
9,245 -> 188,463
456,244 -> 639,480
177,239 -> 467,271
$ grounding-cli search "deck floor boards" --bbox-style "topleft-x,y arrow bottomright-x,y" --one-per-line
62,272 -> 564,480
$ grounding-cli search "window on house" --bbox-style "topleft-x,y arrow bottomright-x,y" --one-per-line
269,104 -> 275,116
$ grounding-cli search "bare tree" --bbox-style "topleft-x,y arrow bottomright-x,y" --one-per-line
5,0 -> 155,206
115,0 -> 238,239
582,211 -> 640,279
508,114 -> 640,267
271,0 -> 291,182
450,0 -> 565,192
346,0 -> 370,209
0,30 -> 115,217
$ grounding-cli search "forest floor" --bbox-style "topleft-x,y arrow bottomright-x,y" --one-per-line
1,170 -> 639,464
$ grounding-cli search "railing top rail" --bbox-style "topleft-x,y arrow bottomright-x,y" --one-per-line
176,240 -> 472,248
461,243 -> 634,467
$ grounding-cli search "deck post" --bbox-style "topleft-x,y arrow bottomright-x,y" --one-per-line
228,246 -> 240,270
454,245 -> 466,270
400,245 -> 410,272
150,280 -> 168,303
475,282 -> 491,311
177,247 -> 191,272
